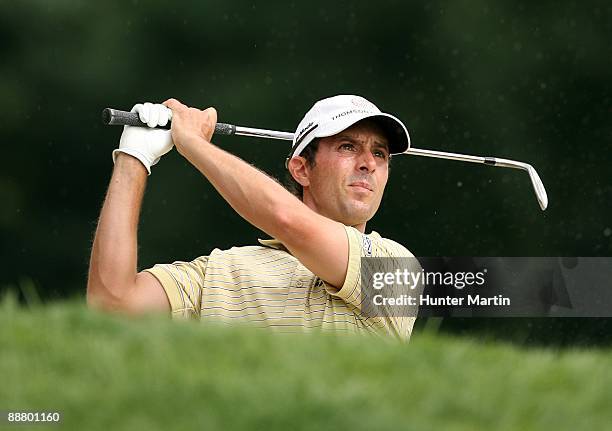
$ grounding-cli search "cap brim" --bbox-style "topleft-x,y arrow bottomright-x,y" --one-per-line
364,113 -> 411,155
309,112 -> 410,155
289,111 -> 411,161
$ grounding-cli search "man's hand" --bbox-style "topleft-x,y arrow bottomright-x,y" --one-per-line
162,98 -> 217,156
112,103 -> 174,175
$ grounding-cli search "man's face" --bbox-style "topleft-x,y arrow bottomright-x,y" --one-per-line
301,120 -> 390,228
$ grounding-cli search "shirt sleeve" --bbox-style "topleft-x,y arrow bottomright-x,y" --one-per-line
142,256 -> 208,319
324,225 -> 421,342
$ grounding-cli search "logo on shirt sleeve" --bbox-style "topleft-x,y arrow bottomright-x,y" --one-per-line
362,235 -> 373,257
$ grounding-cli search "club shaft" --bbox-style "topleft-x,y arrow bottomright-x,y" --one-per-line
234,125 -> 294,141
103,108 -> 517,165
234,124 -> 529,173
403,148 -> 525,170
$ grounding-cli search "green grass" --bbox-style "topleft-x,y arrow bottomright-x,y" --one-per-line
1,296 -> 610,431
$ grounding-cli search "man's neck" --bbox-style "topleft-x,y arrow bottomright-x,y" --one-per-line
352,222 -> 367,234
301,194 -> 367,234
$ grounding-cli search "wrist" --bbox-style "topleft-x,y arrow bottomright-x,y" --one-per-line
176,134 -> 209,157
113,150 -> 150,176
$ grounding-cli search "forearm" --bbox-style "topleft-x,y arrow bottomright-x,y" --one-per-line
87,154 -> 148,308
179,136 -> 306,240
164,99 -> 348,288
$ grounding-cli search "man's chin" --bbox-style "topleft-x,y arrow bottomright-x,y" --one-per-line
340,202 -> 377,225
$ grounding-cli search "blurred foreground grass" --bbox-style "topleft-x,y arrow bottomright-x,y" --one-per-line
1,295 -> 610,431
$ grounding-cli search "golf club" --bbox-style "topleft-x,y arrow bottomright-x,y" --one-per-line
102,107 -> 548,210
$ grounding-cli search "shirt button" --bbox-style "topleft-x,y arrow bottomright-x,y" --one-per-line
296,280 -> 303,287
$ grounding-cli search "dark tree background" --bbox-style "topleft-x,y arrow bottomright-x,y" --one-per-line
1,1 -> 610,345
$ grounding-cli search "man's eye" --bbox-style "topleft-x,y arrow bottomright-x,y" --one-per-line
340,143 -> 355,151
374,151 -> 388,159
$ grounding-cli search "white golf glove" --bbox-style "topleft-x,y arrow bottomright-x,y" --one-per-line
112,103 -> 174,175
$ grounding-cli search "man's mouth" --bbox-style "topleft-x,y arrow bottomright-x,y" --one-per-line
348,181 -> 373,192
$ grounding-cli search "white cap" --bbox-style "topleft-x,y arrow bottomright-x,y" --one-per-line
287,95 -> 411,163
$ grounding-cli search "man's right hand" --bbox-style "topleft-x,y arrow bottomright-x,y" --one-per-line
112,103 -> 174,175
162,98 -> 217,157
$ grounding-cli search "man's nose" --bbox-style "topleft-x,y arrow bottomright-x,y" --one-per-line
358,150 -> 377,173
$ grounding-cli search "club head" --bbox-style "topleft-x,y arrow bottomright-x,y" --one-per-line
526,165 -> 548,211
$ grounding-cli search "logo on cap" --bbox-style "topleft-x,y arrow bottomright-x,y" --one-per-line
294,121 -> 319,146
351,97 -> 376,110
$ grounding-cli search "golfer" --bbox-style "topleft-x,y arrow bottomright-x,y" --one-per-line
87,95 -> 420,341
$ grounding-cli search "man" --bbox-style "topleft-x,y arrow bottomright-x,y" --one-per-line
87,95 -> 420,341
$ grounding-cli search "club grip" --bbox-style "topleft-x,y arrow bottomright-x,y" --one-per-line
102,108 -> 158,128
101,108 -> 236,136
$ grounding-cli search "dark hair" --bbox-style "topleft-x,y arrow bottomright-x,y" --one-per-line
283,138 -> 321,199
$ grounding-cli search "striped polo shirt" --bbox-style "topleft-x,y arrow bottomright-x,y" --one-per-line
144,225 -> 419,341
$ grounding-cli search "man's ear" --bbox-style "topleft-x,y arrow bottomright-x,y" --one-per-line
287,156 -> 310,187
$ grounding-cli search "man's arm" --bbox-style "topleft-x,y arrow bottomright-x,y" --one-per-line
87,153 -> 170,313
164,99 -> 349,288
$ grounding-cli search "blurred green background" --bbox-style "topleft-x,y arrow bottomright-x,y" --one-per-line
1,0 -> 610,345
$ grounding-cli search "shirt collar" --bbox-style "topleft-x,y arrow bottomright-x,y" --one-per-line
257,238 -> 287,251
258,230 -> 382,251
